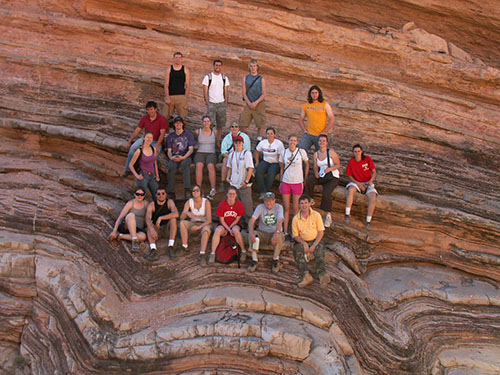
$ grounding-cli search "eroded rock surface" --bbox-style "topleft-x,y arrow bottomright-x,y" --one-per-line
1,1 -> 499,374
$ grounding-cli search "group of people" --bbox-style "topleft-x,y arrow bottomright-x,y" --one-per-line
110,53 -> 379,287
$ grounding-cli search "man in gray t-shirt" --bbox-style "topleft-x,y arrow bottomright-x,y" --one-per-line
247,192 -> 285,274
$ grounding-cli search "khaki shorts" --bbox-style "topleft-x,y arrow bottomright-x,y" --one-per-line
249,230 -> 284,258
181,220 -> 211,235
239,101 -> 266,130
168,94 -> 188,119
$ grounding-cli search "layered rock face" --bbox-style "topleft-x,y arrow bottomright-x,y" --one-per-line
1,1 -> 499,374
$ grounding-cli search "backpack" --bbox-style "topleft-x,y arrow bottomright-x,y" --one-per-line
133,144 -> 155,174
215,235 -> 241,266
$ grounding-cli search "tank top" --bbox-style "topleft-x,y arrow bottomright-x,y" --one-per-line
152,201 -> 171,226
189,198 -> 207,222
317,150 -> 339,178
302,101 -> 328,136
139,149 -> 156,174
197,128 -> 216,153
169,65 -> 186,95
130,202 -> 147,229
245,74 -> 263,103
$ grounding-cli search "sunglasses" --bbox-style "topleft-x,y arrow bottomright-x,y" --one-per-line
135,192 -> 145,196
157,192 -> 166,195
231,125 -> 239,128
192,189 -> 200,193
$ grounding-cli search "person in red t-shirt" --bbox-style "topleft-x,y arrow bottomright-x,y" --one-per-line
344,144 -> 378,230
208,187 -> 247,264
122,101 -> 168,176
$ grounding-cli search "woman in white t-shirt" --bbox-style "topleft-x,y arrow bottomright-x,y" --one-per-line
279,135 -> 309,240
255,127 -> 285,198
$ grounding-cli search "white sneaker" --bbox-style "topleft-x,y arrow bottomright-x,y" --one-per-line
207,188 -> 216,200
324,214 -> 332,228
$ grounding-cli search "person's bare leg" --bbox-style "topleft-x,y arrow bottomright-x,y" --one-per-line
169,219 -> 177,241
292,194 -> 300,217
233,226 -> 246,252
126,213 -> 137,239
346,186 -> 356,212
221,155 -> 229,182
367,192 -> 377,218
180,221 -> 188,246
200,230 -> 210,253
207,163 -> 216,190
282,194 -> 291,233
211,226 -> 224,254
196,163 -> 204,187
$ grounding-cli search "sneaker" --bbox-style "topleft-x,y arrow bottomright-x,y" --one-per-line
324,214 -> 332,228
271,260 -> 281,274
207,188 -> 217,200
343,215 -> 350,225
199,253 -> 207,266
131,239 -> 139,253
319,272 -> 331,288
145,248 -> 157,260
298,272 -> 313,288
208,253 -> 215,264
167,246 -> 176,260
182,245 -> 189,252
257,136 -> 263,142
218,182 -> 226,193
240,251 -> 247,263
247,260 -> 258,272
365,221 -> 371,231
120,170 -> 131,178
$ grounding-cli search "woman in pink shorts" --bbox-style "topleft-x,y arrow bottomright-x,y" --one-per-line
279,135 -> 309,240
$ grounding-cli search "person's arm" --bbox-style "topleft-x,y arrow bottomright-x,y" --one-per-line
129,149 -> 143,180
181,146 -> 194,160
324,102 -> 335,134
279,161 -> 284,181
313,152 -> 319,178
184,67 -> 190,97
309,230 -> 324,254
199,200 -> 212,228
229,216 -> 241,229
203,75 -> 209,104
109,201 -> 132,238
254,77 -> 266,105
368,169 -> 377,186
303,154 -> 310,181
242,76 -> 250,105
254,150 -> 260,167
127,127 -> 142,149
164,66 -> 171,105
243,167 -> 254,187
224,80 -> 229,105
180,200 -> 190,221
145,202 -> 155,228
158,199 -> 179,226
167,147 -> 174,160
248,216 -> 257,243
154,150 -> 160,182
299,108 -> 307,132
156,129 -> 166,152
220,216 -> 232,233
326,149 -> 341,173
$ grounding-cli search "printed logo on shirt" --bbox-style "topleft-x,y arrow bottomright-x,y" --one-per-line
362,162 -> 370,172
224,210 -> 238,218
263,212 -> 277,226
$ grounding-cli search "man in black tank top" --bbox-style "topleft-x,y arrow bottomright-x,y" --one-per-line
164,52 -> 190,120
145,187 -> 179,260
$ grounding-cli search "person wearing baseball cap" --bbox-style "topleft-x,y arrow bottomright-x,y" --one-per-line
247,192 -> 285,273
219,121 -> 251,192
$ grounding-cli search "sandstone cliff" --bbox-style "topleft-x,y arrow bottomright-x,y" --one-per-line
1,1 -> 499,374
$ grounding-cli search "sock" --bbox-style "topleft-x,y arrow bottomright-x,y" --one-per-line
366,216 -> 372,223
182,244 -> 188,249
252,251 -> 258,262
150,243 -> 157,250
200,250 -> 205,254
326,213 -> 331,218
273,256 -> 280,261
345,208 -> 351,215
168,239 -> 175,247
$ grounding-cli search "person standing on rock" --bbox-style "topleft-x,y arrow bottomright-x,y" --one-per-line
109,188 -> 149,253
164,52 -> 190,120
247,192 -> 285,274
239,59 -> 267,140
144,187 -> 179,260
219,121 -> 251,192
298,86 -> 335,152
165,116 -> 195,200
129,131 -> 160,200
122,101 -> 167,177
344,144 -> 378,231
291,194 -> 330,288
202,59 -> 230,144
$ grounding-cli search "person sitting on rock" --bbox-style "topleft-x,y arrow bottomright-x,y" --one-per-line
219,121 -> 251,192
109,188 -> 149,253
226,135 -> 254,223
291,194 -> 330,288
166,116 -> 195,200
254,127 -> 284,199
179,185 -> 212,263
208,187 -> 247,265
344,144 -> 378,231
144,187 -> 179,260
247,192 -> 285,274
129,131 -> 160,199
194,115 -> 218,200
122,101 -> 167,177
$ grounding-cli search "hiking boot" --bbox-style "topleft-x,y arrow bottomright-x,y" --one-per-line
365,221 -> 371,231
298,272 -> 313,288
167,246 -> 176,260
240,251 -> 247,263
343,215 -> 350,225
207,188 -> 217,200
319,272 -> 331,288
324,214 -> 332,228
247,260 -> 258,272
131,239 -> 139,253
145,248 -> 158,260
199,253 -> 207,266
208,252 -> 216,264
271,260 -> 282,274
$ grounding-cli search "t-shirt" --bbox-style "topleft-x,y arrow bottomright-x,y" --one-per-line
202,73 -> 230,103
216,199 -> 245,227
256,139 -> 285,164
138,114 -> 168,141
166,130 -> 196,157
301,101 -> 328,136
279,148 -> 308,184
346,156 -> 376,183
292,209 -> 325,242
252,203 -> 284,233
227,150 -> 254,189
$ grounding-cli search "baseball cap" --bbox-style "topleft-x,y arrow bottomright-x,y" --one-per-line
262,192 -> 275,200
233,135 -> 244,143
173,116 -> 185,124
